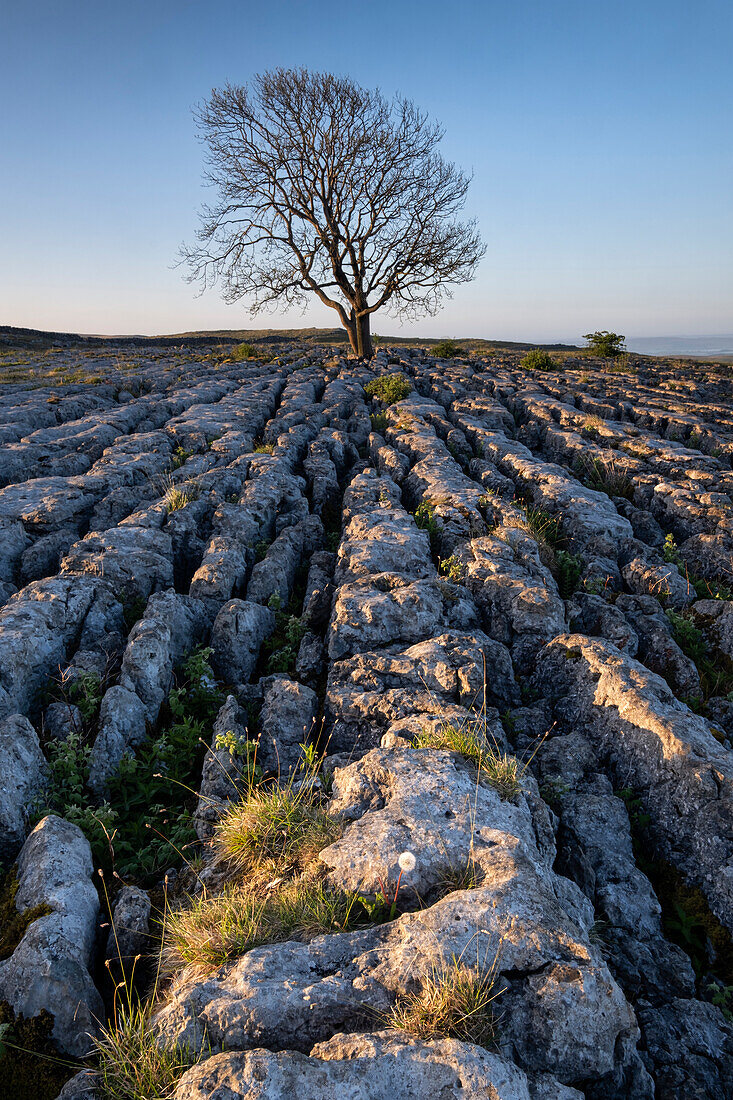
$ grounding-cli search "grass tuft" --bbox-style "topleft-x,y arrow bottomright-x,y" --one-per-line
92,1003 -> 201,1100
214,780 -> 342,876
387,953 -> 504,1048
414,722 -> 524,800
164,877 -> 360,972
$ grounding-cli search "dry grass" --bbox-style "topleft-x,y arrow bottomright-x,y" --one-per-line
163,481 -> 200,512
163,876 -> 361,972
387,952 -> 505,1048
92,1002 -> 202,1100
214,779 -> 342,877
413,722 -> 524,801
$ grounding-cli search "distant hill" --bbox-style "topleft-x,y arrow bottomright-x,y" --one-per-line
628,335 -> 733,357
0,324 -> 580,354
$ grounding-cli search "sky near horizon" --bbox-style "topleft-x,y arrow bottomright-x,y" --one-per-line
1,0 -> 732,343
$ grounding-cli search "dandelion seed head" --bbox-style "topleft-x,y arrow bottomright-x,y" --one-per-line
398,850 -> 417,873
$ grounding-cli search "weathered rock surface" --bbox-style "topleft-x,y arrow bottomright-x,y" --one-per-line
0,815 -> 102,1055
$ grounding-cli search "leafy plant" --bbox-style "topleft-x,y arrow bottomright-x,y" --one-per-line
370,412 -> 389,433
519,348 -> 556,371
555,549 -> 582,599
414,501 -> 439,548
583,331 -> 626,357
364,373 -> 412,405
431,339 -> 463,359
438,554 -> 463,582
170,445 -> 192,470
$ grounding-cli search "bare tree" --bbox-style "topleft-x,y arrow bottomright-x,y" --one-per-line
182,68 -> 484,358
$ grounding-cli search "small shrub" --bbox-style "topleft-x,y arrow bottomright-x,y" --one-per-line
583,331 -> 626,357
230,342 -> 259,361
431,339 -> 463,360
253,442 -> 274,455
386,954 -> 504,1048
519,348 -> 557,371
364,373 -> 412,405
370,412 -> 389,433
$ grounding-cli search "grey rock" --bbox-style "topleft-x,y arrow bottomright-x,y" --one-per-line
258,676 -> 318,775
88,685 -> 147,794
173,1032 -> 544,1099
210,599 -> 275,684
0,815 -> 102,1056
0,713 -> 47,859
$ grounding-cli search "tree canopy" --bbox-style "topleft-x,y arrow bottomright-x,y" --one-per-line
182,69 -> 485,357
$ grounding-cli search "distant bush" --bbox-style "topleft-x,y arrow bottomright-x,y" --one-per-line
364,372 -> 412,405
231,342 -> 259,360
431,339 -> 463,359
583,331 -> 626,357
519,348 -> 557,371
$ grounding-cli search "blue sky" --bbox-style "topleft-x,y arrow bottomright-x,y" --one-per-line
1,0 -> 731,342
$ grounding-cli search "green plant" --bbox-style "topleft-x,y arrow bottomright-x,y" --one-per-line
555,549 -> 582,599
665,609 -> 707,665
431,339 -> 463,359
253,442 -> 274,454
386,952 -> 504,1048
262,605 -> 308,674
163,481 -> 199,513
170,445 -> 192,470
580,455 -> 634,500
33,732 -> 116,867
65,670 -> 103,725
438,554 -> 463,582
370,412 -> 389,433
583,331 -> 626,357
707,981 -> 733,1021
414,501 -> 440,548
364,373 -> 412,405
253,539 -> 269,562
512,504 -> 563,550
230,342 -> 259,361
519,348 -> 556,371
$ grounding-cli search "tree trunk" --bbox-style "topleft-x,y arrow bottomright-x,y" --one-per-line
344,310 -> 374,358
